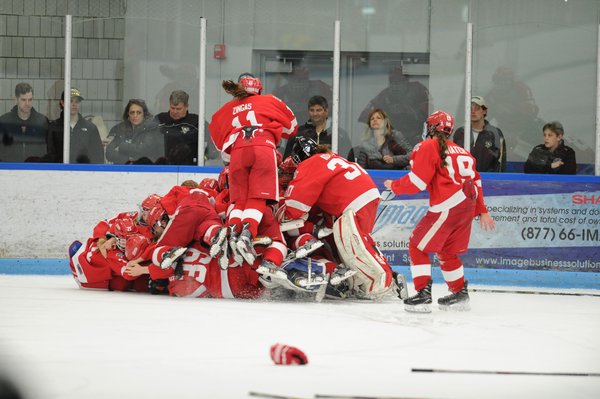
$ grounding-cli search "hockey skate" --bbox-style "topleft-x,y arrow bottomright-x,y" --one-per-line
314,225 -> 333,239
329,264 -> 357,286
325,280 -> 351,300
393,272 -> 409,300
160,246 -> 187,270
218,237 -> 230,270
236,223 -> 257,265
287,239 -> 324,260
404,280 -> 432,313
438,281 -> 470,311
260,261 -> 328,302
256,259 -> 288,280
252,236 -> 273,246
209,227 -> 227,258
227,225 -> 244,264
288,269 -> 327,289
280,218 -> 305,232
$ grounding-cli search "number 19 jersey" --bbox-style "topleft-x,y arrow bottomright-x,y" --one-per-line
390,138 -> 487,215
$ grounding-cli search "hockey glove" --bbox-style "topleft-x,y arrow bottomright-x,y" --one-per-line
270,343 -> 308,365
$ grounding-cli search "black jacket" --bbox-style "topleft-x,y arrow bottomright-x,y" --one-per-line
154,112 -> 199,165
0,106 -> 49,162
454,120 -> 506,172
283,120 -> 349,160
45,112 -> 104,164
106,119 -> 163,164
524,141 -> 577,174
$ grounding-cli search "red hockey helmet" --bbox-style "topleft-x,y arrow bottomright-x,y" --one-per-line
139,194 -> 162,225
240,76 -> 263,95
198,177 -> 219,192
146,204 -> 168,236
218,166 -> 230,191
141,194 -> 162,211
113,217 -> 139,252
426,111 -> 454,137
125,233 -> 150,261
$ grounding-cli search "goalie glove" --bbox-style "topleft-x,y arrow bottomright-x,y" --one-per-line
270,343 -> 308,365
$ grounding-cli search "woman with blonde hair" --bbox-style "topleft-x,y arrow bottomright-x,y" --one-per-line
348,108 -> 412,169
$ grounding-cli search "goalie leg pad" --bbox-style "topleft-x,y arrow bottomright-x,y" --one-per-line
333,210 -> 393,297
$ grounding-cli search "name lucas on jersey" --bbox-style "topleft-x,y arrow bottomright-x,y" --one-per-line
233,103 -> 252,115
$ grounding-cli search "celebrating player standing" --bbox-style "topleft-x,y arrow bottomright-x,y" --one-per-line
384,110 -> 495,312
209,76 -> 297,272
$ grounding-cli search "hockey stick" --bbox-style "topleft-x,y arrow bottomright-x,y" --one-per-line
248,391 -> 308,399
412,368 -> 600,377
471,288 -> 600,298
315,395 -> 431,399
374,189 -> 396,225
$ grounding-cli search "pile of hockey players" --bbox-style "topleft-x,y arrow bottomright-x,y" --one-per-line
68,149 -> 407,303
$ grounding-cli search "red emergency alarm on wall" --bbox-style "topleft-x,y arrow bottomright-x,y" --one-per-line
214,44 -> 226,59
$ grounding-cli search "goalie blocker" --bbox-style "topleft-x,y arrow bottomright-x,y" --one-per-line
333,210 -> 393,297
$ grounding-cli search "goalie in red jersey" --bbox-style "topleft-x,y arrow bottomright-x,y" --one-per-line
280,137 -> 396,298
384,110 -> 496,313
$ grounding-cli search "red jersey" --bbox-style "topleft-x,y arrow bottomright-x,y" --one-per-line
284,153 -> 380,222
166,243 -> 264,299
390,138 -> 487,214
209,94 -> 297,162
70,238 -> 136,285
92,211 -> 139,240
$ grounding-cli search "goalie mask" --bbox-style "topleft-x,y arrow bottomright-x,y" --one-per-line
291,136 -> 318,165
425,110 -> 454,138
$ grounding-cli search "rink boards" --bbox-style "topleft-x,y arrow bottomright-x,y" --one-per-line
1,163 -> 599,290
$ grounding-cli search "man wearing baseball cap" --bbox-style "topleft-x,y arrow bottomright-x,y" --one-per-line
44,87 -> 104,163
453,95 -> 506,172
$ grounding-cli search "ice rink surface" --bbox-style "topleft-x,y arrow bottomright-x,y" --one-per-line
1,275 -> 599,399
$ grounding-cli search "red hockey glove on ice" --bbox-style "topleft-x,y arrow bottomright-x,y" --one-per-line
270,343 -> 308,365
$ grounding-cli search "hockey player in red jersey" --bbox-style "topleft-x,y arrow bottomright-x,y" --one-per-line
384,110 -> 496,312
282,137 -> 394,297
209,76 -> 297,272
69,217 -> 150,292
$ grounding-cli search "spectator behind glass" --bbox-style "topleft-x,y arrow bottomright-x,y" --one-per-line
486,66 -> 546,160
358,66 -> 430,147
282,95 -> 349,159
105,99 -> 163,164
272,65 -> 333,131
347,108 -> 412,170
44,88 -> 104,164
154,90 -> 199,165
0,82 -> 49,162
524,121 -> 577,174
453,96 -> 506,172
